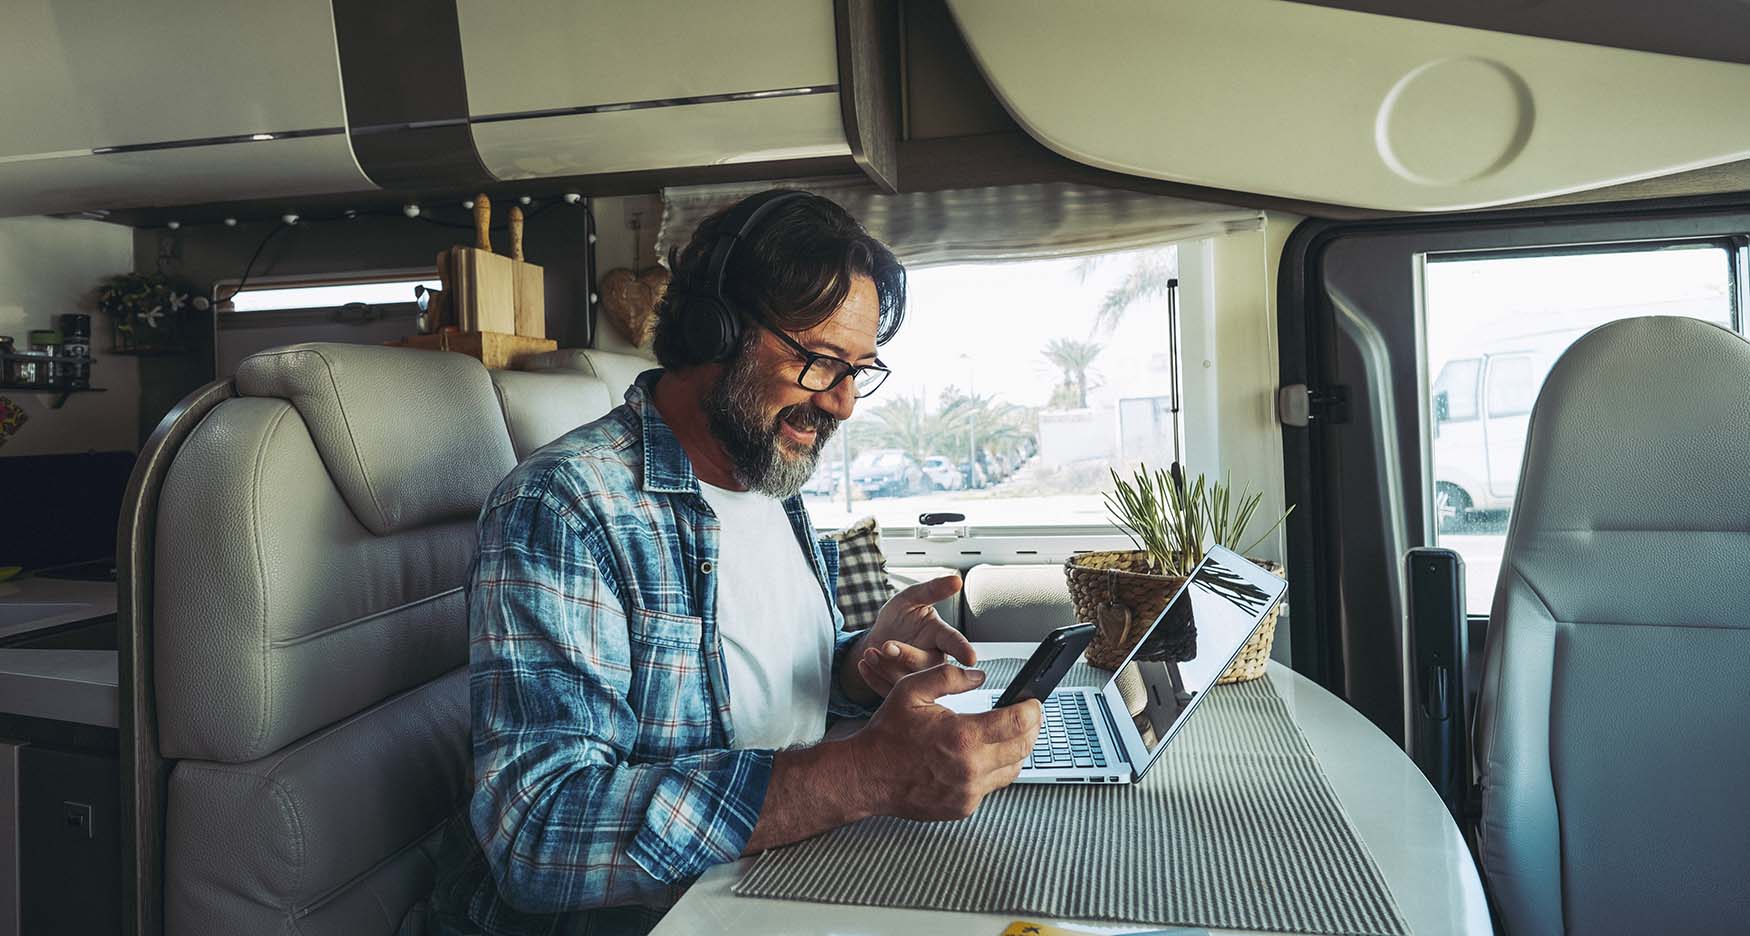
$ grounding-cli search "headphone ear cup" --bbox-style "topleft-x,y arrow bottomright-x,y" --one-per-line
680,293 -> 739,364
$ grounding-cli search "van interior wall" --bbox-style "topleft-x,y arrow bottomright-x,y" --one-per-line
587,194 -> 663,356
127,196 -> 637,440
1179,212 -> 1300,568
0,216 -> 138,456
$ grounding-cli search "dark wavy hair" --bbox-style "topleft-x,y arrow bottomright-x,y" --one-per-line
652,190 -> 906,369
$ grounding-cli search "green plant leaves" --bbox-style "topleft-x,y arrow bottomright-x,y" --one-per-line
1104,464 -> 1294,574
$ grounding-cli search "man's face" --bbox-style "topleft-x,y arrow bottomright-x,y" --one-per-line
705,275 -> 881,497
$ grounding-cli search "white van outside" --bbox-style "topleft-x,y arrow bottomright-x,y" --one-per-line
1430,295 -> 1733,531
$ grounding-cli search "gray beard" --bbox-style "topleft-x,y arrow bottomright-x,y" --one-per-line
703,355 -> 838,498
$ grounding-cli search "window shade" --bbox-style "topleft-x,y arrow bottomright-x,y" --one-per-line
655,177 -> 1263,268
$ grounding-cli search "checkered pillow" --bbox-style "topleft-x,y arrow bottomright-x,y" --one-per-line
830,516 -> 895,631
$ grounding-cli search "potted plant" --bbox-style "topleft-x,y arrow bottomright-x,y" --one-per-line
99,272 -> 206,353
1066,464 -> 1293,680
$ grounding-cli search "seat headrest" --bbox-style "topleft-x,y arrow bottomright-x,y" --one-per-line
489,368 -> 614,459
1514,316 -> 1750,536
519,347 -> 654,396
235,343 -> 517,535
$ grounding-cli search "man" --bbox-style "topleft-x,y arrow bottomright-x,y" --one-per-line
431,191 -> 1042,935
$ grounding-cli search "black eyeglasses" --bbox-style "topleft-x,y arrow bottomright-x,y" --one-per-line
761,323 -> 891,398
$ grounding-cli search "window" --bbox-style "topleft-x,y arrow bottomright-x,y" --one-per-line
214,270 -> 439,376
1432,358 -> 1480,422
1423,242 -> 1738,614
1484,355 -> 1535,417
802,245 -> 1181,534
225,277 -> 440,312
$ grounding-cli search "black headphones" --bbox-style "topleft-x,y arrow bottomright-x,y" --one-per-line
674,189 -> 809,364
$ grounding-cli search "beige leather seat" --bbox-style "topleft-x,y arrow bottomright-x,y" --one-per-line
1474,317 -> 1750,935
120,343 -> 518,935
961,563 -> 1077,641
490,348 -> 655,459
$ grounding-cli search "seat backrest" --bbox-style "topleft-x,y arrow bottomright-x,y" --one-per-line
960,563 -> 1076,642
518,347 -> 653,397
132,343 -> 516,935
1474,316 -> 1750,935
489,368 -> 613,459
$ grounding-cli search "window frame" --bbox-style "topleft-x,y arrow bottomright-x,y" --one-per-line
1278,198 -> 1750,737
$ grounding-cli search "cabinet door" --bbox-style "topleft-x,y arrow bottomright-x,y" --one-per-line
19,747 -> 119,935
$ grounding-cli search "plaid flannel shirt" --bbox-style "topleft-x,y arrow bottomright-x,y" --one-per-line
442,370 -> 870,935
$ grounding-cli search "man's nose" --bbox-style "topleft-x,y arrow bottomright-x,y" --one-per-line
813,379 -> 857,421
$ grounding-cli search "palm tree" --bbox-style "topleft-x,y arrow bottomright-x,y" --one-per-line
1041,338 -> 1103,409
1075,246 -> 1178,334
937,389 -> 1038,464
852,394 -> 937,465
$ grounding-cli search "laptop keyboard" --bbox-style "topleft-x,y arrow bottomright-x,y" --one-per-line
1024,692 -> 1108,770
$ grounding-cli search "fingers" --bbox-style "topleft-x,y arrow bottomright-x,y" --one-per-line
894,573 -> 962,609
928,622 -> 977,667
893,661 -> 986,702
859,641 -> 943,697
971,698 -> 1043,745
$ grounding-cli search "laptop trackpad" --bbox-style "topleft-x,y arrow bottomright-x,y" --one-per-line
936,690 -> 995,715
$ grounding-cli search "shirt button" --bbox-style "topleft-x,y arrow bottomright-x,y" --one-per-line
699,560 -> 714,574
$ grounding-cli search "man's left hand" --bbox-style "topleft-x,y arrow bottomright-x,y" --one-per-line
843,574 -> 976,703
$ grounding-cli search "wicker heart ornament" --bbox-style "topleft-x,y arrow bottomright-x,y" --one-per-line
599,267 -> 670,348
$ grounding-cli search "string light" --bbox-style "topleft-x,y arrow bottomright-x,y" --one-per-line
166,220 -> 181,230
281,213 -> 299,225
402,204 -> 421,218
563,192 -> 582,204
224,217 -> 238,227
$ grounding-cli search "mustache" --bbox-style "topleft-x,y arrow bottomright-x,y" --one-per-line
776,403 -> 839,436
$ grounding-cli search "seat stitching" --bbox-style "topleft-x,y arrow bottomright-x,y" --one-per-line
311,347 -> 391,530
250,404 -> 293,757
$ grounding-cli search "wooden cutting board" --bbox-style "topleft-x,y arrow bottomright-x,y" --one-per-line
508,205 -> 546,339
439,195 -> 517,334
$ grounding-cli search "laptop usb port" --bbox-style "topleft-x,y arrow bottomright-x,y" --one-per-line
1062,777 -> 1084,782
1090,777 -> 1105,783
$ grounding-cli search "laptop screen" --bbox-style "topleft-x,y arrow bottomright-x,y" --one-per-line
1101,546 -> 1287,772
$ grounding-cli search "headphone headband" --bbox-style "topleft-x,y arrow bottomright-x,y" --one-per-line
677,189 -> 809,364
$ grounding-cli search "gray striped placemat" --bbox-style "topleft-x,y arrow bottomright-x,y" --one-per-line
734,660 -> 1410,936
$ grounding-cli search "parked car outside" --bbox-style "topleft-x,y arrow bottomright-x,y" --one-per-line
849,449 -> 925,498
801,462 -> 842,497
921,455 -> 964,491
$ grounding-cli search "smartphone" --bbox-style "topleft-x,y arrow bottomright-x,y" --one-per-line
994,623 -> 1097,707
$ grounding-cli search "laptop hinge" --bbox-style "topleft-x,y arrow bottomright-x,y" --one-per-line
1096,688 -> 1134,769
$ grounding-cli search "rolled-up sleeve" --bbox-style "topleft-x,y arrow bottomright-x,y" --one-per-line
468,491 -> 773,913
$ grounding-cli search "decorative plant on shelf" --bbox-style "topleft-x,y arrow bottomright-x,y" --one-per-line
98,272 -> 208,352
1067,462 -> 1294,679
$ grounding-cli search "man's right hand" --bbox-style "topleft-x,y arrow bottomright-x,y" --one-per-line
850,664 -> 1043,821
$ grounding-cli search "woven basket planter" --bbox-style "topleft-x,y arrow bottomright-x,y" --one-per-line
1065,550 -> 1284,683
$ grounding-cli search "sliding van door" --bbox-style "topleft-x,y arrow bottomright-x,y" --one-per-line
1280,200 -> 1750,742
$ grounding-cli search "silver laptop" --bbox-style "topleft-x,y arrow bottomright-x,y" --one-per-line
942,545 -> 1288,785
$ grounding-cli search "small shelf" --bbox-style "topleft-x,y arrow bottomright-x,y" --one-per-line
105,347 -> 191,357
0,384 -> 106,410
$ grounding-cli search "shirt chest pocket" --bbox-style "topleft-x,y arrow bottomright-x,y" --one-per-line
626,607 -> 717,755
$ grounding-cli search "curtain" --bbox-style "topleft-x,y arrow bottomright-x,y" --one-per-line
655,177 -> 1263,268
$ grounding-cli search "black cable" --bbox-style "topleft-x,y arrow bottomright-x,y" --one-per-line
217,222 -> 291,303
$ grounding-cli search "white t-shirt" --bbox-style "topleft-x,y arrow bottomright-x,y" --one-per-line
698,482 -> 835,750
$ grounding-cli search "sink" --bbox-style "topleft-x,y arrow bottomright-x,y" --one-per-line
0,602 -> 93,629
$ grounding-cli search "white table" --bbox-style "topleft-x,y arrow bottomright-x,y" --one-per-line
655,647 -> 1492,936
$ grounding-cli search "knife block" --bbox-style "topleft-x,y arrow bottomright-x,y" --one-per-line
389,330 -> 557,370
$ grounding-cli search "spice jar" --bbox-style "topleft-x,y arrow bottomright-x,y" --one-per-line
26,330 -> 61,386
58,314 -> 91,389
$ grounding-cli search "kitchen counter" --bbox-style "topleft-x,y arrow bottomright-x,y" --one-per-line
0,573 -> 117,642
0,649 -> 117,728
